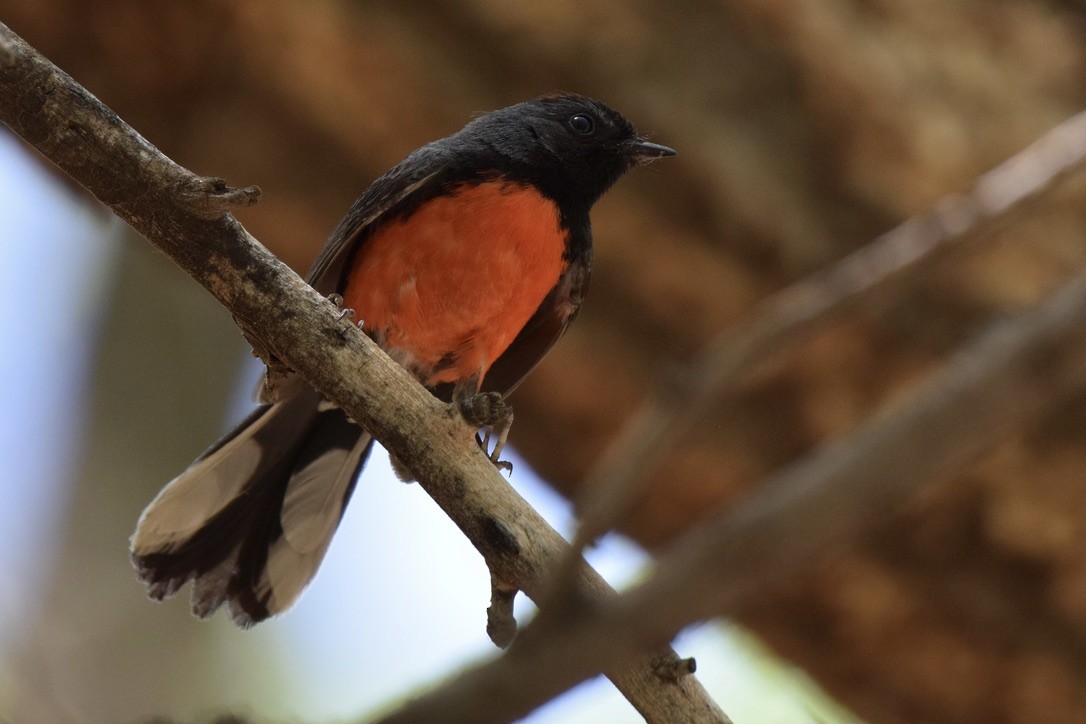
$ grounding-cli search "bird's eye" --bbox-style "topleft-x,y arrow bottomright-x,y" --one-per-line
569,114 -> 595,134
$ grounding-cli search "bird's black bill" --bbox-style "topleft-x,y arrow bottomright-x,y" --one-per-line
623,138 -> 677,160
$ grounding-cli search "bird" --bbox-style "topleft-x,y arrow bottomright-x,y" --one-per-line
130,93 -> 675,627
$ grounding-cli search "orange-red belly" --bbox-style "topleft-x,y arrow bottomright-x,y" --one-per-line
342,181 -> 568,388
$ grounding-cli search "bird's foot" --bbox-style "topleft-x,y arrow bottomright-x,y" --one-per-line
327,293 -> 363,330
456,391 -> 514,473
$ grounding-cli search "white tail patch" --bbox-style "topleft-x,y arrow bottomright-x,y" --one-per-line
237,432 -> 372,623
131,389 -> 371,626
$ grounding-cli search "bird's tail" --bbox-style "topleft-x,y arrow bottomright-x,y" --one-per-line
130,387 -> 372,626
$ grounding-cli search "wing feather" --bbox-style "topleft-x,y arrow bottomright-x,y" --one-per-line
480,260 -> 590,396
307,145 -> 453,295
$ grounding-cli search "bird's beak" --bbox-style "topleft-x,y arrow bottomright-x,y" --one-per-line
623,138 -> 677,161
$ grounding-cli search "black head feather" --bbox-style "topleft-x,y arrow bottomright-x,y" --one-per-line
447,93 -> 673,215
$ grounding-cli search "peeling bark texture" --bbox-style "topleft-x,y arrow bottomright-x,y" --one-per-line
7,2 -> 1086,722
0,21 -> 726,724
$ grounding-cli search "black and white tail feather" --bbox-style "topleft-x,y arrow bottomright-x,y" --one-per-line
130,387 -> 372,626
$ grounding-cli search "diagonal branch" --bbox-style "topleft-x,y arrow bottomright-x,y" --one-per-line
0,23 -> 727,724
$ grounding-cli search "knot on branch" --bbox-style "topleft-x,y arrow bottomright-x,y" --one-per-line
651,653 -> 697,681
479,515 -> 521,558
176,175 -> 261,219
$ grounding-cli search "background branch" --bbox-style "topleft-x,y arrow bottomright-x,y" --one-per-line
384,211 -> 1086,723
554,108 -> 1086,604
0,23 -> 726,724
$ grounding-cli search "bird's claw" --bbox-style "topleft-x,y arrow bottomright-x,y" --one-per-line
456,391 -> 514,472
327,293 -> 359,324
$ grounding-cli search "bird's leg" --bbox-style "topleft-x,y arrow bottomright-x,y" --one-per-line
453,381 -> 514,473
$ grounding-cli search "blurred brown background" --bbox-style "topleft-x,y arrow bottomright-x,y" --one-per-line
6,1 -> 1086,722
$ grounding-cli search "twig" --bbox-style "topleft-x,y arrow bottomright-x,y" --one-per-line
486,575 -> 518,649
548,107 -> 1086,606
175,175 -> 262,219
0,22 -> 727,723
380,229 -> 1086,724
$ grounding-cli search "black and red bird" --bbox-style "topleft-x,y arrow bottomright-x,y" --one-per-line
130,93 -> 675,626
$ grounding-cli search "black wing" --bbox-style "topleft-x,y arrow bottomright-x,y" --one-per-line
479,259 -> 591,397
307,143 -> 454,295
254,142 -> 452,405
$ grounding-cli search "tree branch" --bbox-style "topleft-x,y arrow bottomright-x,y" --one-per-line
380,218 -> 1086,723
0,22 -> 726,724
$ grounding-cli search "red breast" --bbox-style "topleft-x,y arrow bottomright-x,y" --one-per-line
342,180 -> 569,388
